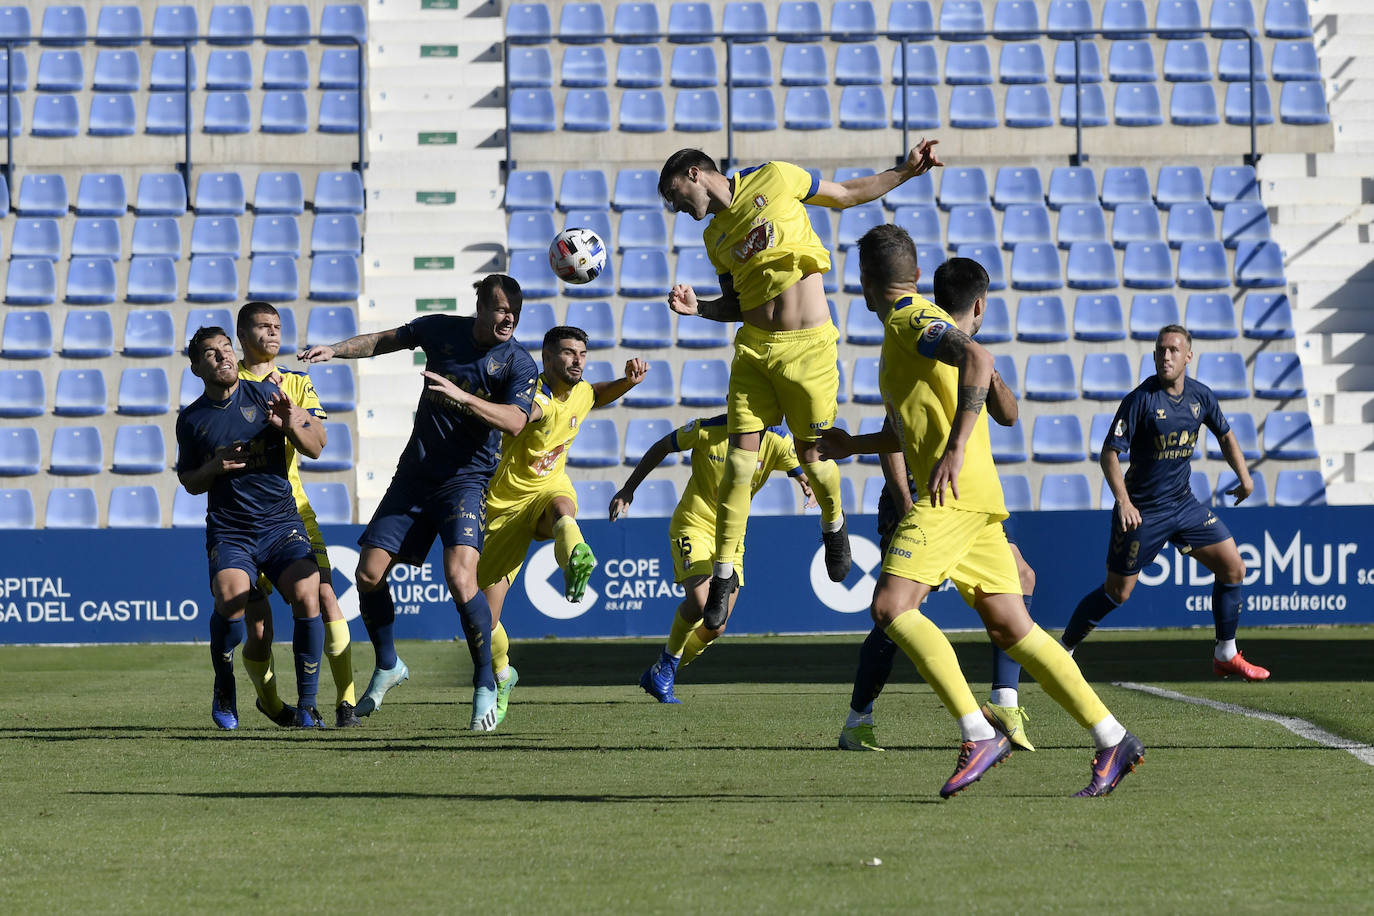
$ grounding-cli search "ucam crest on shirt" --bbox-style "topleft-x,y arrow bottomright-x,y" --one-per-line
240,405 -> 256,422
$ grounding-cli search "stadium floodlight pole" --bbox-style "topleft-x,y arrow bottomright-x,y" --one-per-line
181,39 -> 194,200
898,37 -> 910,167
3,39 -> 12,189
1247,31 -> 1259,166
724,38 -> 735,173
503,37 -> 513,172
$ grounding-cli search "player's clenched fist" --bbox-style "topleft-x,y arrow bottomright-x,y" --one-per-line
667,284 -> 698,317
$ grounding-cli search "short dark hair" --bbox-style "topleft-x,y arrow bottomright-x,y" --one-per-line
932,257 -> 990,317
658,148 -> 720,201
236,300 -> 278,334
1157,323 -> 1193,347
856,223 -> 918,291
474,273 -> 523,313
187,326 -> 231,365
543,325 -> 589,353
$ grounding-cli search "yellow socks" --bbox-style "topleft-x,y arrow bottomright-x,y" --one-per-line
680,629 -> 711,667
324,618 -> 355,707
243,652 -> 283,716
801,458 -> 844,528
490,621 -> 510,676
1004,625 -> 1111,729
553,515 -> 584,569
712,446 -> 757,572
666,610 -> 700,657
885,610 -> 980,720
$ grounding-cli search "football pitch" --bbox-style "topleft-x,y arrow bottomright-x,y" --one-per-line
2,627 -> 1371,914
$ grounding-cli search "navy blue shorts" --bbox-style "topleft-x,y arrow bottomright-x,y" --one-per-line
208,520 -> 315,587
1106,497 -> 1232,576
360,472 -> 487,567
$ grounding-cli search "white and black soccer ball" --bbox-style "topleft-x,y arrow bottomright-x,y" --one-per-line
548,227 -> 607,284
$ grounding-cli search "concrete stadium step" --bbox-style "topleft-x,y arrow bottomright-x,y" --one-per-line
358,405 -> 421,438
372,86 -> 504,113
1260,175 -> 1363,205
1292,306 -> 1374,334
369,126 -> 503,154
365,209 -> 503,237
1272,204 -> 1372,227
1292,278 -> 1374,309
365,249 -> 500,277
1315,423 -> 1374,452
368,18 -> 503,44
367,182 -> 504,208
371,106 -> 505,132
1324,481 -> 1374,505
1308,391 -> 1374,423
1286,242 -> 1374,268
1260,153 -> 1374,180
1302,362 -> 1374,393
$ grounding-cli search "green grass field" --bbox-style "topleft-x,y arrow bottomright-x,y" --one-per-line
2,627 -> 1372,914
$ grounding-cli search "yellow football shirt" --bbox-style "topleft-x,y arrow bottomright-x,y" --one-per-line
879,295 -> 1007,519
237,362 -> 326,513
487,375 -> 596,502
702,160 -> 832,312
671,416 -> 801,527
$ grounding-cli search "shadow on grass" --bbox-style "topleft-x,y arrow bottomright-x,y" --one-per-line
71,788 -> 949,804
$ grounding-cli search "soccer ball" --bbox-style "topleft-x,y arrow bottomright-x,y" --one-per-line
548,227 -> 607,284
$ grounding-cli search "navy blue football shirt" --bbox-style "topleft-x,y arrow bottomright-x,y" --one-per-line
1104,375 -> 1230,511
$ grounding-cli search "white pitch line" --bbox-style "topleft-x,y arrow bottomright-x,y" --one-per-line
1116,681 -> 1374,768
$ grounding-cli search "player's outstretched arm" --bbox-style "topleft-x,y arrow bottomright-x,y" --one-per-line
298,327 -> 405,363
1216,430 -> 1255,505
807,138 -> 944,209
610,432 -> 677,520
817,423 -> 900,461
179,443 -> 248,495
593,358 -> 649,408
1100,448 -> 1141,530
422,370 -> 529,436
669,274 -> 742,323
986,368 -> 1019,426
878,417 -> 915,514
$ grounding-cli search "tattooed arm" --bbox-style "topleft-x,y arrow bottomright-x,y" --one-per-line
925,321 -> 995,506
298,328 -> 406,363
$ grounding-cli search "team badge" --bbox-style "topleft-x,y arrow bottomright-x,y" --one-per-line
487,356 -> 506,375
1156,408 -> 1168,419
753,194 -> 767,209
241,405 -> 257,422
1190,401 -> 1200,418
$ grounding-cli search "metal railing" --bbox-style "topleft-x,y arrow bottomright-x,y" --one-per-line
3,34 -> 367,202
503,26 -> 1266,171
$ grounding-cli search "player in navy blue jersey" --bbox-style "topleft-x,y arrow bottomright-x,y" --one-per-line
1063,325 -> 1270,680
299,275 -> 540,730
176,326 -> 328,729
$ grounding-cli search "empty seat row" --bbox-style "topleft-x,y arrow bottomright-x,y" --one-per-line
507,0 -> 1313,44
0,5 -> 366,47
1,304 -> 358,359
972,290 -> 1294,343
1,90 -> 364,137
1006,466 -> 1324,512
0,47 -> 365,93
0,481 -> 354,529
1,170 -> 364,217
3,214 -> 362,261
511,39 -> 1321,91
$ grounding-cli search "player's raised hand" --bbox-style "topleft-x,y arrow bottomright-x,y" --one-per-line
265,390 -> 294,428
927,444 -> 964,506
1116,498 -> 1143,531
797,476 -> 818,509
667,284 -> 699,317
609,489 -> 634,521
815,426 -> 856,462
422,369 -> 468,408
1226,476 -> 1254,505
905,138 -> 944,177
623,358 -> 649,385
298,344 -> 335,363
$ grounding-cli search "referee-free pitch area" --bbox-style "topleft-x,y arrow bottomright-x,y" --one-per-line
1,628 -> 1371,913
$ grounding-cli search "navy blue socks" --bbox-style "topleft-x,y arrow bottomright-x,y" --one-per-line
359,586 -> 398,670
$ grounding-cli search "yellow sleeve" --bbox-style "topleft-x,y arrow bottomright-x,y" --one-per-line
281,369 -> 327,419
763,431 -> 801,475
770,160 -> 821,202
672,419 -> 702,452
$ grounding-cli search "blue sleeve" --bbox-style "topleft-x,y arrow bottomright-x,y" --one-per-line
1202,387 -> 1231,437
174,413 -> 200,475
498,347 -> 539,413
396,316 -> 431,351
1104,390 -> 1142,455
912,313 -> 951,360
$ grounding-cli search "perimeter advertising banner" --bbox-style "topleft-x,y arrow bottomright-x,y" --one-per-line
1,507 -> 1371,644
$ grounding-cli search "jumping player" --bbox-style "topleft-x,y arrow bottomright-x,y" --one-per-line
176,327 -> 327,729
298,275 -> 539,730
658,141 -> 945,629
1061,324 -> 1270,680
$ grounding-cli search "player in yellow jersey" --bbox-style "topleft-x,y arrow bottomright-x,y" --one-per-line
472,326 -> 648,729
233,301 -> 360,728
658,141 -> 944,631
818,226 -> 1144,798
609,417 -> 814,704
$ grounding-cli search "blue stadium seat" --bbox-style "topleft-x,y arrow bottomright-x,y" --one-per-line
1032,414 -> 1086,464
305,307 -> 357,348
890,86 -> 941,129
892,204 -> 941,245
778,1 -> 825,42
136,173 -> 187,216
560,170 -> 610,211
0,369 -> 43,418
561,46 -> 608,88
0,489 -> 35,527
839,86 -> 887,129
831,0 -> 878,40
251,212 -> 301,259
116,367 -> 170,416
835,44 -> 882,85
1211,0 -> 1257,30
1100,166 -> 1148,210
264,4 -> 311,45
182,309 -> 234,349
172,489 -> 207,527
1166,202 -> 1215,248
314,171 -> 364,214
299,422 -> 354,472
914,243 -> 947,293
0,426 -> 40,476
676,314 -> 731,348
1066,242 -> 1117,289
40,6 -> 87,47
262,49 -> 309,89
64,258 -> 117,305
836,202 -> 885,250
1253,352 -> 1305,399
612,169 -> 659,211
1234,240 -> 1285,287
1214,470 -> 1267,507
620,300 -> 673,348
86,95 -> 136,136
506,170 -> 556,212
184,256 -> 237,302
564,208 -> 612,245
509,89 -> 556,131
36,50 -> 83,91
1047,167 -> 1096,212
718,3 -> 771,41
997,474 -> 1031,512
1073,293 -> 1126,341
1058,83 -> 1108,126
145,91 -> 191,134
12,219 -> 62,260
1025,353 -> 1077,400
1108,41 -> 1156,82
320,3 -> 367,44
732,88 -> 778,130
1112,203 -> 1162,248
1210,165 -> 1260,209
1170,82 -> 1219,124
1130,293 -> 1180,339
62,312 -> 115,359
1188,470 -> 1211,503
860,475 -> 885,513
679,359 -> 729,407
670,46 -> 716,88
784,86 -> 832,128
945,44 -> 993,85
846,299 -> 885,344
1088,412 -> 1120,459
1015,295 -> 1069,343
1040,473 -> 1092,510
998,42 -> 1047,85
565,300 -> 616,348
123,310 -> 175,357
673,88 -> 722,130
71,219 -> 122,260
938,167 -> 989,209
1005,85 -> 1054,127
253,171 -> 303,214
92,49 -> 138,91
1010,243 -> 1062,290
667,2 -> 714,42
1157,0 -> 1204,36
1195,351 -> 1249,398
1102,0 -> 1148,37
96,5 -> 142,45
190,217 -> 242,258
633,480 -> 678,517
1163,40 -> 1211,82
1279,79 -> 1328,124
4,259 -> 57,306
949,85 -> 997,127
150,4 -> 197,45
1156,165 -> 1206,208
564,89 -> 612,131
1176,241 -> 1229,288
1242,292 -> 1293,339
149,49 -> 195,91
1273,469 -> 1325,507
1053,40 -> 1102,84
507,3 -> 553,43
509,47 -> 554,88
106,486 -> 160,528
1186,293 -> 1238,339
989,419 -> 1027,463
311,214 -> 363,256
275,306 -> 299,354
50,426 -> 103,475
1123,241 -> 1173,288
246,257 -> 298,301
31,95 -> 79,137
1114,83 -> 1163,125
1047,0 -> 1094,37
675,247 -> 721,296
891,43 -> 939,84
46,488 -> 99,528
1217,39 -> 1266,84
0,6 -> 29,47
617,249 -> 670,298
616,47 -> 663,89
992,0 -> 1039,37
131,218 -> 182,260
1057,203 -> 1107,249
559,3 -> 608,43
957,244 -> 1005,290
974,296 -> 1011,343
318,91 -> 363,133
309,255 -> 360,301
512,302 -> 555,350
887,0 -> 935,37
940,0 -> 987,39
568,418 -> 620,467
1265,0 -> 1313,37
623,418 -> 675,467
261,91 -> 311,133
206,4 -> 253,44
309,364 -> 356,412
1262,410 -> 1315,459
852,358 -> 882,404
614,2 -> 660,43
992,169 -> 1043,211
1082,352 -> 1134,399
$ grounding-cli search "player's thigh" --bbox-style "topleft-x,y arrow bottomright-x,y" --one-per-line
727,339 -> 781,434
443,543 -> 481,601
772,331 -> 840,442
272,558 -> 322,615
972,592 -> 1033,647
356,544 -> 397,592
880,503 -> 982,586
532,484 -> 579,541
1185,536 -> 1245,582
299,503 -> 332,575
947,519 -> 1022,609
870,571 -> 934,626
211,566 -> 254,617
670,521 -> 717,585
360,478 -> 436,569
477,500 -> 538,590
1105,506 -> 1174,577
317,579 -> 344,622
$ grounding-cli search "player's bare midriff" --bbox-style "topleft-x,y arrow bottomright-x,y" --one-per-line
739,272 -> 831,332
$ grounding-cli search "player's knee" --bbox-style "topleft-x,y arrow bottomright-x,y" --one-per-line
1219,559 -> 1246,585
702,623 -> 726,641
1017,564 -> 1036,597
869,596 -> 903,628
1105,579 -> 1134,604
354,565 -> 386,593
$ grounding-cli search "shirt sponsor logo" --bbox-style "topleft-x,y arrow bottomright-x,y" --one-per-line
1156,408 -> 1168,418
731,221 -> 774,263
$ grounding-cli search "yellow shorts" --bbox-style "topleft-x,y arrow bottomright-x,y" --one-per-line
669,512 -> 746,585
254,504 -> 330,596
477,477 -> 578,589
728,322 -> 839,440
882,504 -> 1019,607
